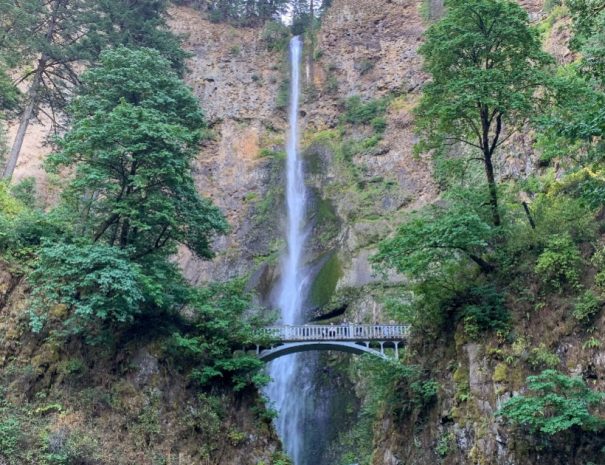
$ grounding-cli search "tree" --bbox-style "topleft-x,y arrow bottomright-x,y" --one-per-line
171,279 -> 271,391
0,0 -> 187,179
28,47 -> 227,335
373,192 -> 495,276
415,0 -> 553,226
203,0 -> 290,26
47,47 -> 228,260
92,0 -> 189,75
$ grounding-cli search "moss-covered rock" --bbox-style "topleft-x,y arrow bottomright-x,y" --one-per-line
308,254 -> 343,308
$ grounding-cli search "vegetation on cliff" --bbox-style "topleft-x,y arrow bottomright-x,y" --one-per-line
368,0 -> 605,462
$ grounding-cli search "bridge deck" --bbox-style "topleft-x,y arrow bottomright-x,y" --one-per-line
258,324 -> 408,342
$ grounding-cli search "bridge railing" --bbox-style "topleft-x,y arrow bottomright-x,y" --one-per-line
257,324 -> 409,342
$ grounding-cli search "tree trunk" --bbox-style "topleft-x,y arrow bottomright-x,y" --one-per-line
522,201 -> 536,229
2,58 -> 45,179
469,253 -> 495,274
483,150 -> 501,227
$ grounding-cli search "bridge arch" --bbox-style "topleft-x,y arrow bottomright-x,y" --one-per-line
258,341 -> 394,362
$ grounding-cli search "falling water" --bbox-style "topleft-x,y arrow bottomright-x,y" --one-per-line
265,35 -> 308,465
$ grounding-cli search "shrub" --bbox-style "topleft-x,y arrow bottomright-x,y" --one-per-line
343,96 -> 389,126
591,246 -> 605,292
10,177 -> 37,206
459,285 -> 510,338
0,416 -> 22,461
573,290 -> 602,323
358,356 -> 438,420
527,344 -> 560,370
170,279 -> 271,391
535,233 -> 582,290
498,369 -> 605,435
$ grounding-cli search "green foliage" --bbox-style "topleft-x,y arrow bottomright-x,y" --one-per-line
261,21 -> 291,52
10,176 -> 37,206
0,416 -> 21,462
435,432 -> 455,458
498,369 -> 605,435
28,241 -> 146,334
0,64 -> 20,111
47,47 -> 228,260
416,0 -> 553,226
91,0 -> 189,74
416,0 -> 552,150
573,290 -> 602,323
202,0 -> 289,26
18,49 -> 233,344
592,246 -> 605,292
535,233 -> 582,291
358,356 -> 438,421
535,68 -> 605,165
170,279 -> 271,391
527,344 -> 560,370
0,183 -> 63,267
459,284 -> 510,338
373,192 -> 495,277
343,96 -> 389,126
501,192 -> 596,267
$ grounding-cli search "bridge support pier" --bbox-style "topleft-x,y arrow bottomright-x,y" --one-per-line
394,341 -> 399,359
379,341 -> 385,355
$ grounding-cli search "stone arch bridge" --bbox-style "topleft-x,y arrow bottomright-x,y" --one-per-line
252,324 -> 409,362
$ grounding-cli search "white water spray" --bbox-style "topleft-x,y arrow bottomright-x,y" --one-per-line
265,36 -> 307,465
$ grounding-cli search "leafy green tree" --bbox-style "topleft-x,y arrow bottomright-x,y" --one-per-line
93,0 -> 189,75
499,370 -> 605,434
47,47 -> 228,260
415,0 -> 553,226
0,0 -> 187,179
567,0 -> 605,56
171,279 -> 272,391
373,194 -> 495,276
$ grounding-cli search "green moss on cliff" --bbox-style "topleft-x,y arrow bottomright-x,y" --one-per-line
309,254 -> 343,308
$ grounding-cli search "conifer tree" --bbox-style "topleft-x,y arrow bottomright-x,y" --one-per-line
0,0 -> 186,179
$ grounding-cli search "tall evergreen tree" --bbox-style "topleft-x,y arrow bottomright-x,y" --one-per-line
47,47 -> 228,259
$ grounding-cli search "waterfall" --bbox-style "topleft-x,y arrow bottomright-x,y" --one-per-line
265,35 -> 308,465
